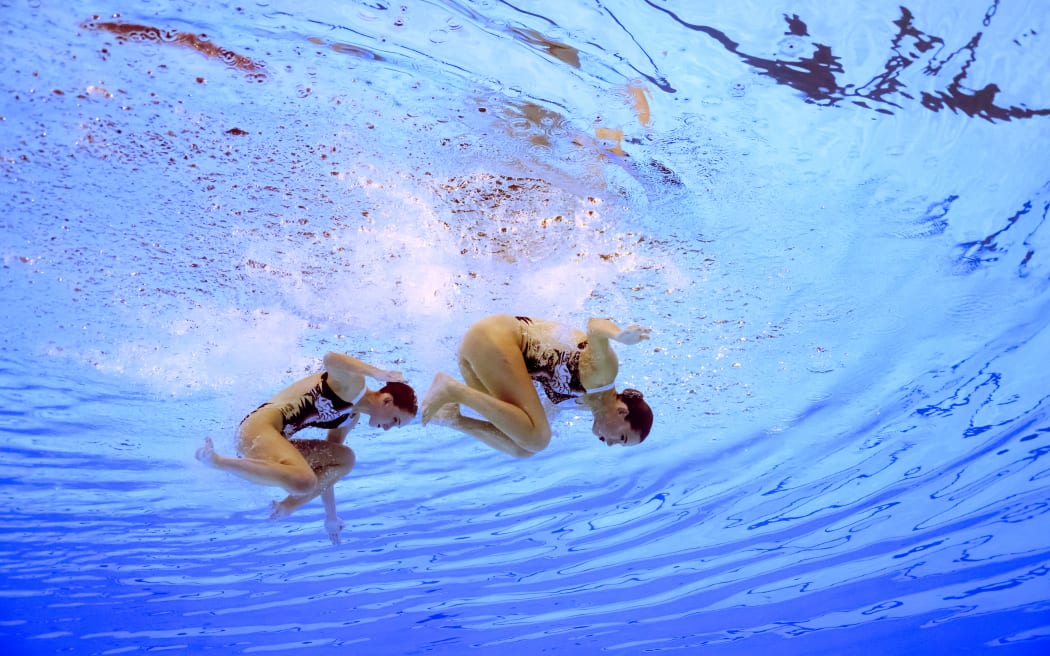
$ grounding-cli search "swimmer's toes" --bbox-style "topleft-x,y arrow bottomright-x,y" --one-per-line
195,437 -> 220,465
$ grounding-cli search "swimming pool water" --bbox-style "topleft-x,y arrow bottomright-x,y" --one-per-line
1,1 -> 1049,654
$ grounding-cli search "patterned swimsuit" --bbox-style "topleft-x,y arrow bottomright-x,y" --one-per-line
244,372 -> 359,438
517,316 -> 588,404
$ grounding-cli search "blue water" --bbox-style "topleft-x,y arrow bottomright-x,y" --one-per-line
2,0 -> 1049,654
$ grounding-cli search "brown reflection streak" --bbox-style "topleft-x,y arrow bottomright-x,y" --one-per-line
503,95 -> 649,159
624,83 -> 651,126
508,27 -> 580,69
594,127 -> 625,156
504,101 -> 559,148
83,20 -> 267,78
307,36 -> 384,61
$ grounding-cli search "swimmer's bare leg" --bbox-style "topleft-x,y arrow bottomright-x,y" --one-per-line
196,436 -> 317,494
270,440 -> 355,544
427,402 -> 534,459
422,372 -> 548,456
268,461 -> 349,518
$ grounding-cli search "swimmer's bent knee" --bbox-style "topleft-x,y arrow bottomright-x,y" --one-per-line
286,468 -> 319,495
340,446 -> 357,471
516,426 -> 552,456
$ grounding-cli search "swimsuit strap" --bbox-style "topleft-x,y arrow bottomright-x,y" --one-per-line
321,371 -> 367,407
586,381 -> 616,394
350,385 -> 367,405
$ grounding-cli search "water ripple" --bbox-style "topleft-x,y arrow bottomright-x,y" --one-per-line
3,0 -> 1050,654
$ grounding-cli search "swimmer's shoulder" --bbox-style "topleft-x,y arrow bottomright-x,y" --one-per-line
265,372 -> 324,404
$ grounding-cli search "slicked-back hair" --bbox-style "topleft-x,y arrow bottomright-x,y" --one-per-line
620,388 -> 653,442
381,381 -> 418,415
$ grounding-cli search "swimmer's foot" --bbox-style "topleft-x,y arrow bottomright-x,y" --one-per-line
195,437 -> 219,467
421,372 -> 460,425
270,498 -> 294,520
271,494 -> 311,519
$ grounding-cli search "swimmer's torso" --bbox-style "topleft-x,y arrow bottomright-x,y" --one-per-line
516,316 -> 589,404
243,372 -> 359,438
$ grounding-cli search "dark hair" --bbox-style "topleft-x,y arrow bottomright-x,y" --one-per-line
619,388 -> 653,442
380,381 -> 418,415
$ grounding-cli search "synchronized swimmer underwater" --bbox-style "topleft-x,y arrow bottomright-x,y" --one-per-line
197,315 -> 653,542
196,352 -> 418,544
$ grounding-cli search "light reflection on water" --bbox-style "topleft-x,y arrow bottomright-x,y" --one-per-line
2,0 -> 1049,654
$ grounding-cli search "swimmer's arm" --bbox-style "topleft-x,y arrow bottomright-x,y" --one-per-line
583,318 -> 651,382
318,432 -> 349,543
324,352 -> 405,383
326,421 -> 354,444
586,318 -> 652,346
321,486 -> 344,545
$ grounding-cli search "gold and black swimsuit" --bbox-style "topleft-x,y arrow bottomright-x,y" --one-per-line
516,316 -> 588,404
243,372 -> 359,437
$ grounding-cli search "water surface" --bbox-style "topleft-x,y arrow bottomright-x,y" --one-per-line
1,1 -> 1049,654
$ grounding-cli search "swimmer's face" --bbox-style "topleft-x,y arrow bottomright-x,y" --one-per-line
369,395 -> 414,431
592,399 -> 642,447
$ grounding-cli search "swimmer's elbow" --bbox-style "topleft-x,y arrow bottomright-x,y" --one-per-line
322,351 -> 350,373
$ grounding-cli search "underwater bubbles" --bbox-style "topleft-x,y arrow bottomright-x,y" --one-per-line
777,35 -> 813,59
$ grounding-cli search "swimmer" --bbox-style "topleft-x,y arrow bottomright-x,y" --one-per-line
421,315 -> 653,457
196,352 -> 418,544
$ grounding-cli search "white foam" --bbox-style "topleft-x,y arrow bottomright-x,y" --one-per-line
83,305 -> 311,397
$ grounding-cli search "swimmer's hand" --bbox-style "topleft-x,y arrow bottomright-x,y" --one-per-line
614,325 -> 651,345
374,369 -> 406,383
325,516 -> 345,545
324,353 -> 406,385
326,416 -> 356,443
345,412 -> 361,430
